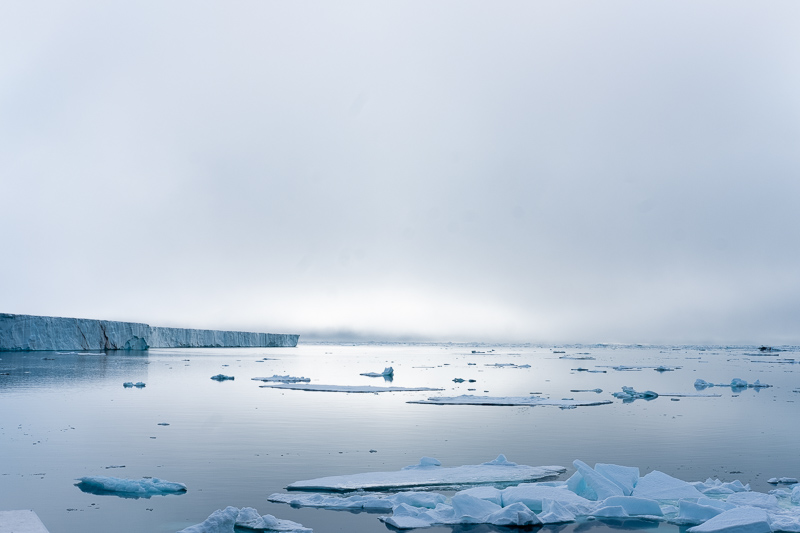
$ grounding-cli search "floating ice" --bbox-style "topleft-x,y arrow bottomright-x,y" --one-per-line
687,507 -> 771,533
612,387 -> 658,401
768,478 -> 799,485
500,483 -> 596,514
726,492 -> 779,509
380,494 -> 540,529
601,496 -> 663,516
602,365 -> 679,371
407,395 -> 612,408
286,456 -> 566,491
268,491 -> 446,511
260,384 -> 442,393
632,470 -> 704,500
360,367 -> 394,377
695,378 -> 772,390
571,389 -> 603,393
252,375 -> 310,383
573,460 -> 625,500
484,363 -> 531,368
75,476 -> 186,498
123,382 -> 145,388
693,478 -> 751,495
178,506 -> 311,532
210,374 -> 234,381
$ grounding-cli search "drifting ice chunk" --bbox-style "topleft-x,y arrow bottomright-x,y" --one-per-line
573,460 -> 625,500
768,477 -> 798,484
380,494 -> 540,529
261,384 -> 442,393
123,382 -> 145,388
360,367 -> 394,377
403,457 -> 442,469
632,471 -> 704,500
287,456 -> 565,491
693,479 -> 750,495
458,486 -> 503,506
601,496 -> 663,516
268,492 -> 393,511
178,506 -> 311,532
793,485 -> 800,504
592,505 -> 630,518
687,507 -> 771,533
595,463 -> 640,496
210,374 -> 234,381
612,387 -> 658,402
538,498 -> 577,523
500,484 -> 596,514
252,375 -> 310,383
726,492 -> 779,510
75,476 -> 186,497
407,395 -> 612,407
483,454 -> 517,466
677,500 -> 724,524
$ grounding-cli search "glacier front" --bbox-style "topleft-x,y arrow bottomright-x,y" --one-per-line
0,313 -> 299,351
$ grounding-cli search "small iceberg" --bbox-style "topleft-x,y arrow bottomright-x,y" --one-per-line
210,374 -> 234,381
75,476 -> 186,498
260,384 -> 442,393
360,367 -> 394,377
287,455 -> 566,491
768,477 -> 799,485
408,395 -> 612,408
612,387 -> 659,402
178,506 -> 311,532
695,378 -> 772,391
123,382 -> 145,388
252,375 -> 310,383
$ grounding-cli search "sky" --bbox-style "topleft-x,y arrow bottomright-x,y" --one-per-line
2,1 -> 799,344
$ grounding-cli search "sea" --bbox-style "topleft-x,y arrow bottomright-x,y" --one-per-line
1,342 -> 798,533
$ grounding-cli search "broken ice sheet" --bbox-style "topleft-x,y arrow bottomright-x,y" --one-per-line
408,395 -> 612,408
251,375 -> 310,383
359,367 -> 394,377
75,476 -> 186,499
287,455 -> 565,491
260,384 -> 442,393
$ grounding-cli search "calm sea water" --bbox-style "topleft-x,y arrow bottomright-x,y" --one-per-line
1,343 -> 798,533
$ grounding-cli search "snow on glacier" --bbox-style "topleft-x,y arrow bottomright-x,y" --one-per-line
178,506 -> 311,533
75,476 -> 186,497
286,456 -> 566,491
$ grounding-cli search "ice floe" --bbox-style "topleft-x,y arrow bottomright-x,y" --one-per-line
260,384 -> 442,393
687,507 -> 771,533
407,395 -> 612,408
267,491 -> 445,511
251,375 -> 310,383
75,476 -> 186,498
210,374 -> 234,381
123,381 -> 145,388
360,367 -> 394,377
178,506 -> 311,532
484,363 -> 531,368
695,378 -> 772,390
612,387 -> 659,401
770,478 -> 799,485
286,455 -> 565,491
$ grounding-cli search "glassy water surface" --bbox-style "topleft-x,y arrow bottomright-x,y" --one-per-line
1,343 -> 798,532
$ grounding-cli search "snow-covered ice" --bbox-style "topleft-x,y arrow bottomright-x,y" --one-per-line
75,476 -> 186,497
251,375 -> 310,383
407,395 -> 612,407
178,506 -> 311,532
687,507 -> 772,533
286,455 -> 566,491
122,381 -> 145,388
267,491 -> 445,511
632,470 -> 704,500
695,378 -> 772,390
260,384 -> 442,393
770,478 -> 799,485
360,367 -> 394,377
612,387 -> 659,401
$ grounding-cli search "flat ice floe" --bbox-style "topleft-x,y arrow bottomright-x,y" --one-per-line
286,455 -> 566,491
407,395 -> 612,408
178,506 -> 311,532
75,476 -> 186,498
260,384 -> 443,393
274,458 -> 800,531
360,367 -> 394,377
695,378 -> 772,390
251,375 -> 310,383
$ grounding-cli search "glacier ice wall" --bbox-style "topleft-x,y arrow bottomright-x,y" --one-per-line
0,313 -> 299,351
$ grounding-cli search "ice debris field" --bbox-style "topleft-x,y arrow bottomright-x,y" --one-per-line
264,456 -> 800,532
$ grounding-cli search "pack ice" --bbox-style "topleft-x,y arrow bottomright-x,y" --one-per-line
274,457 -> 800,531
178,506 -> 310,532
407,395 -> 612,408
75,476 -> 186,497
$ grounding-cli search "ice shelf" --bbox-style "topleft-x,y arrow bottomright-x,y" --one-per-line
0,313 -> 298,351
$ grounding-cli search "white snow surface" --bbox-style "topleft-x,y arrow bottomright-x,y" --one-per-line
260,384 -> 442,393
76,476 -> 186,495
178,506 -> 311,533
286,456 -> 566,491
407,395 -> 612,407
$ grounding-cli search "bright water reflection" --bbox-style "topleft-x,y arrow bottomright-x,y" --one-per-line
1,343 -> 798,532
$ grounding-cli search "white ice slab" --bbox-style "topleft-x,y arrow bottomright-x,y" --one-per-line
380,495 -> 541,529
407,395 -> 612,407
287,456 -> 566,491
632,471 -> 704,500
178,506 -> 311,533
0,510 -> 49,533
687,507 -> 771,533
261,384 -> 442,393
75,476 -> 186,496
267,491 -> 445,511
252,375 -> 310,383
360,367 -> 394,377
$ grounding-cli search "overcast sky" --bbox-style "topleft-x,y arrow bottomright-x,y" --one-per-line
2,1 -> 799,344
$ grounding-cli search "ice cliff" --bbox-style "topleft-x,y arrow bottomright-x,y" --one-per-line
0,313 -> 299,351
